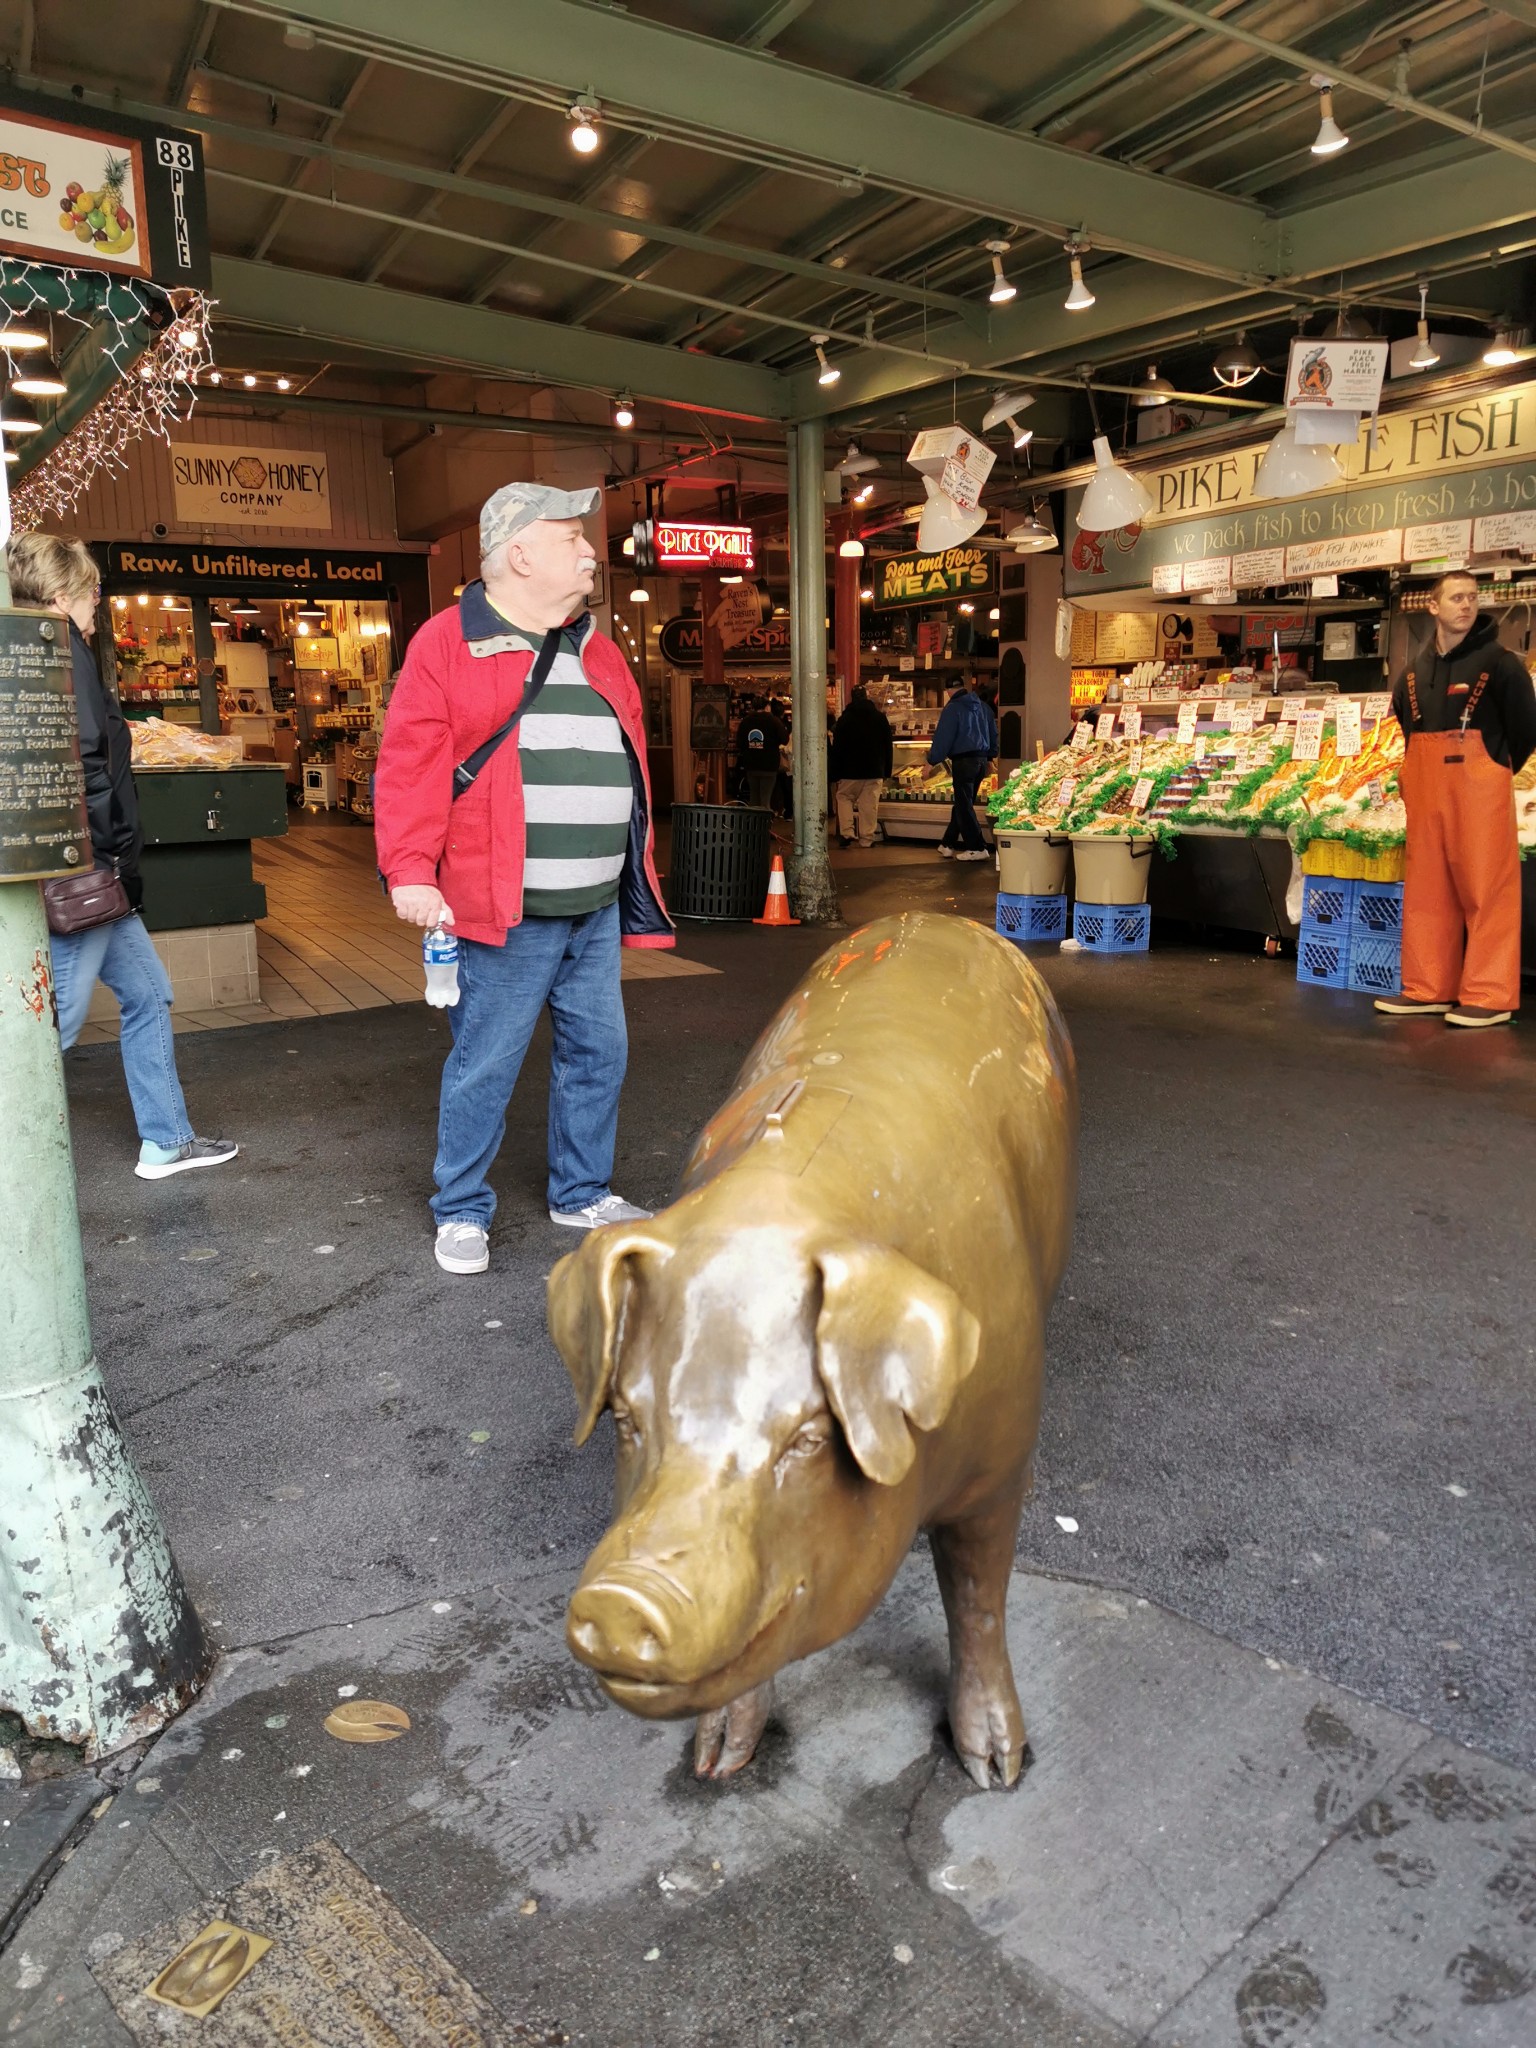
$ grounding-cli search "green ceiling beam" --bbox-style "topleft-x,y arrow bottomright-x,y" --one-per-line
209,257 -> 788,419
1281,144 -> 1536,281
274,0 -> 1278,281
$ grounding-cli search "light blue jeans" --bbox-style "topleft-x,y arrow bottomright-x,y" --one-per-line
50,914 -> 193,1153
432,902 -> 627,1228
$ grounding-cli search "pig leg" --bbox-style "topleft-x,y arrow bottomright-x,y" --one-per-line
693,1678 -> 775,1781
931,1484 -> 1028,1791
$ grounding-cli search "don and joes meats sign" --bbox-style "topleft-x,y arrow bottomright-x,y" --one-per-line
0,87 -> 209,287
170,445 -> 332,529
876,544 -> 994,610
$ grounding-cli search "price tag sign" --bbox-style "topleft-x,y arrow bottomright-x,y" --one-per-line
1072,720 -> 1093,750
1176,702 -> 1198,744
1229,700 -> 1256,734
1292,708 -> 1325,762
1362,692 -> 1392,725
1214,698 -> 1235,725
1279,696 -> 1310,722
1129,775 -> 1154,812
1095,712 -> 1116,742
1129,742 -> 1143,774
1121,707 -> 1143,745
1335,697 -> 1362,757
1193,733 -> 1208,762
1050,775 -> 1076,812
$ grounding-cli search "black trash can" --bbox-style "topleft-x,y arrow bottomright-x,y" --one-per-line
668,803 -> 774,922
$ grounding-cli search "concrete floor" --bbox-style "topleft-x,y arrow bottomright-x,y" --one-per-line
3,850 -> 1533,2043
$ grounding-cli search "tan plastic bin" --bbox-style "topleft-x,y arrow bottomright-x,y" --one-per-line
996,831 -> 1070,896
1069,835 -> 1156,906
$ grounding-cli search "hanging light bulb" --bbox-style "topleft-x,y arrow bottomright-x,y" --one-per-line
613,391 -> 635,429
1409,281 -> 1440,371
0,314 -> 48,350
621,534 -> 636,556
854,481 -> 875,504
1077,436 -> 1154,528
1134,363 -> 1176,408
838,537 -> 866,559
984,240 -> 1016,306
1063,239 -> 1095,312
568,101 -> 601,154
981,388 -> 1035,446
629,584 -> 651,603
1309,76 -> 1349,156
206,368 -> 222,385
1212,331 -> 1262,387
0,389 -> 44,435
12,354 -> 66,398
838,439 -> 880,476
1483,325 -> 1526,367
1005,502 -> 1058,552
1324,306 -> 1375,339
812,333 -> 840,386
860,587 -> 873,602
242,372 -> 258,388
1254,423 -> 1344,498
276,375 -> 292,391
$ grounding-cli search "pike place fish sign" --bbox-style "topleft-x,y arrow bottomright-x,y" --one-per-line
0,610 -> 90,881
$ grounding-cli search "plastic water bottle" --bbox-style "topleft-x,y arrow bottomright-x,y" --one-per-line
423,924 -> 460,1008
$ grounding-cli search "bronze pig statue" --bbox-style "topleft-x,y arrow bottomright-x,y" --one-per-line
548,911 -> 1077,1787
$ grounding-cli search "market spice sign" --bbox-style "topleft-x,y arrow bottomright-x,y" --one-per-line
875,544 -> 995,610
0,85 -> 209,288
659,614 -> 790,665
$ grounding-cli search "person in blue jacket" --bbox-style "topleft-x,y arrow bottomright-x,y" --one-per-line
928,676 -> 997,861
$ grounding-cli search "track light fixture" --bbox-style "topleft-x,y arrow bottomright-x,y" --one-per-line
1063,239 -> 1095,312
812,333 -> 840,387
981,389 -> 1035,447
1212,330 -> 1262,388
1484,325 -> 1526,367
568,101 -> 601,154
613,392 -> 635,429
984,240 -> 1016,306
1309,75 -> 1349,156
1409,282 -> 1439,372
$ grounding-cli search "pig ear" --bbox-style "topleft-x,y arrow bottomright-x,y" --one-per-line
813,1243 -> 981,1486
547,1230 -> 673,1447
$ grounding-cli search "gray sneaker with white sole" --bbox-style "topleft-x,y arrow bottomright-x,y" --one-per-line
435,1221 -> 490,1273
134,1136 -> 239,1180
549,1194 -> 654,1231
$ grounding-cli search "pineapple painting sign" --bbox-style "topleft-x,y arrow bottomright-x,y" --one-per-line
0,89 -> 209,288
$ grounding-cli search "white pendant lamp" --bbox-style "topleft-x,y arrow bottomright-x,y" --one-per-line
1253,423 -> 1343,499
1063,239 -> 1095,312
1213,331 -> 1262,388
1077,437 -> 1153,530
838,438 -> 880,475
1409,281 -> 1439,371
981,387 -> 1035,447
1484,325 -> 1525,367
916,476 -> 986,552
1005,501 -> 1058,552
812,333 -> 840,387
985,240 -> 1017,305
838,537 -> 865,559
1134,363 -> 1176,408
1309,76 -> 1349,156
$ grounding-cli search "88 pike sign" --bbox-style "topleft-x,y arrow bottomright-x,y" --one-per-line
875,544 -> 994,610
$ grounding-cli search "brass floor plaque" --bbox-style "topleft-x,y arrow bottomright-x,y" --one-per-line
96,1838 -> 522,2044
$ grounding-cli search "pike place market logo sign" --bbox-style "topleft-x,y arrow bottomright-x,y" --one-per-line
874,544 -> 994,610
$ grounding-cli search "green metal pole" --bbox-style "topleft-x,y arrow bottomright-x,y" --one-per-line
0,497 -> 210,1759
786,418 -> 838,926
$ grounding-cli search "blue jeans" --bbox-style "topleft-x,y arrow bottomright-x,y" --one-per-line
50,914 -> 193,1151
941,750 -> 990,852
432,902 -> 627,1228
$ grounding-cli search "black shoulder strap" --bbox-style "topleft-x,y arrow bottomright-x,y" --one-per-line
452,626 -> 563,800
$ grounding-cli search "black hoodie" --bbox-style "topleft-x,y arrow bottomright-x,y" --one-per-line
70,621 -> 144,892
1390,610 -> 1536,771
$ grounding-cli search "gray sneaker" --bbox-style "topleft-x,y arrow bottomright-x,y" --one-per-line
549,1194 -> 654,1231
134,1136 -> 239,1181
435,1221 -> 490,1274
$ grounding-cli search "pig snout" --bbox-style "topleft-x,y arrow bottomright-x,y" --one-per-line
567,1513 -> 765,1696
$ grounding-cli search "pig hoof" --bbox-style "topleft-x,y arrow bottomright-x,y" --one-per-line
693,1679 -> 775,1781
958,1740 -> 1026,1792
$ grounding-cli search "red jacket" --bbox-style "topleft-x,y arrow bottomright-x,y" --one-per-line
374,584 -> 674,949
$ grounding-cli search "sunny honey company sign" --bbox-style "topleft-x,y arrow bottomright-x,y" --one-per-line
170,444 -> 332,528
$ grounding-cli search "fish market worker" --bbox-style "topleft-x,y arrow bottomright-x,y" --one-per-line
1377,570 -> 1536,1028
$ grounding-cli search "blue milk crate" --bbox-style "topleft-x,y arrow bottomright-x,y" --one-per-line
996,891 -> 1069,944
1347,930 -> 1403,996
1300,875 -> 1356,929
1296,925 -> 1351,988
1351,881 -> 1404,938
1073,900 -> 1151,953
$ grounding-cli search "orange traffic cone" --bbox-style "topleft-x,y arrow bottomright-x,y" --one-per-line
754,854 -> 800,926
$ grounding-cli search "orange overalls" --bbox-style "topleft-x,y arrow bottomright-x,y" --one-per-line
1398,668 -> 1522,1012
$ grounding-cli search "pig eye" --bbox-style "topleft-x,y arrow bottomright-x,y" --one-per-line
777,1415 -> 833,1472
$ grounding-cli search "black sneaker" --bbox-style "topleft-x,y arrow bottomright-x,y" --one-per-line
135,1137 -> 239,1180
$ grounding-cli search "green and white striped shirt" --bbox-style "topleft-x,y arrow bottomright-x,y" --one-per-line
492,610 -> 633,919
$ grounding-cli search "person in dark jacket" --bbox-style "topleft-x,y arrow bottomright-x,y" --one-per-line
6,532 -> 236,1177
1379,571 -> 1536,1027
928,678 -> 998,861
734,696 -> 787,812
829,684 -> 894,846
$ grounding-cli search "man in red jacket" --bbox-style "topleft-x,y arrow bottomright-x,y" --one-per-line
375,481 -> 674,1274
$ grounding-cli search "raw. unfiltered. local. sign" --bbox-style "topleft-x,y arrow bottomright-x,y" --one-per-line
875,544 -> 994,609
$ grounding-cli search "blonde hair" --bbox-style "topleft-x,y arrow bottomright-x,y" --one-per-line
6,531 -> 99,610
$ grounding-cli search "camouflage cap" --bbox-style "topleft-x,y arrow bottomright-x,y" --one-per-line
480,480 -> 602,556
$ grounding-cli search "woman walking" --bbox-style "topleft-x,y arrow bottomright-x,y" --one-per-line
6,533 -> 236,1179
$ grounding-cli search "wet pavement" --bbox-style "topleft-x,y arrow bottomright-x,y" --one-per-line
4,851 -> 1533,2043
